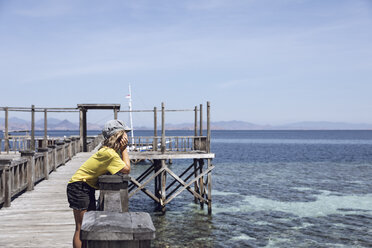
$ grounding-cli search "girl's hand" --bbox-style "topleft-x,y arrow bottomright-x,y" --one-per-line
119,133 -> 129,151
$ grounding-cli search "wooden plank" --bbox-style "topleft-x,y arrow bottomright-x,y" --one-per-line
128,151 -> 215,160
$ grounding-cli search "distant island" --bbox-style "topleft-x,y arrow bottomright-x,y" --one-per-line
1,117 -> 372,131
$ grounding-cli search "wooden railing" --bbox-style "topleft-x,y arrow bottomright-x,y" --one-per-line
0,135 -> 101,208
129,136 -> 208,152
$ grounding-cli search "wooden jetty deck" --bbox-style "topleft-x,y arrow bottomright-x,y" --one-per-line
0,151 -> 94,248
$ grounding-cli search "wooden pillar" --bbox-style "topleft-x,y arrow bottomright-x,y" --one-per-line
98,174 -> 130,212
161,102 -> 165,154
114,108 -> 118,120
207,158 -> 212,214
44,109 -> 47,148
21,151 -> 35,191
48,145 -> 57,172
161,159 -> 166,212
81,108 -> 87,152
4,107 -> 9,154
153,107 -> 157,151
194,106 -> 198,138
81,211 -> 155,248
154,160 -> 161,199
31,105 -> 35,151
1,160 -> 12,207
199,159 -> 204,209
193,159 -> 199,203
38,148 -> 49,180
199,104 -> 203,136
79,108 -> 83,151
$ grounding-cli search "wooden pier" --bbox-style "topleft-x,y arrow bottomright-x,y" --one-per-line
1,102 -> 215,213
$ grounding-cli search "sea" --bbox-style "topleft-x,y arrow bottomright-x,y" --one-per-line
3,130 -> 372,247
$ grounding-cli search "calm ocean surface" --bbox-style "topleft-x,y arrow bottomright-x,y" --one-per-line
3,130 -> 372,247
131,130 -> 372,248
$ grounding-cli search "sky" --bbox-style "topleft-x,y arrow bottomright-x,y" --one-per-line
0,0 -> 372,127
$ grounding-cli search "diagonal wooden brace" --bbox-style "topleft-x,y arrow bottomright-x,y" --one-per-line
164,167 -> 205,203
129,167 -> 165,198
130,177 -> 160,203
164,165 -> 214,205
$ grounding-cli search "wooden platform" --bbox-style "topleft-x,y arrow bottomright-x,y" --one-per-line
0,151 -> 94,248
128,151 -> 215,160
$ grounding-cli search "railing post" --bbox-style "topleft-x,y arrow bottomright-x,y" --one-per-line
56,141 -> 65,165
153,107 -> 157,151
0,159 -> 12,207
31,105 -> 35,151
21,151 -> 35,191
43,109 -> 48,148
48,145 -> 57,172
37,148 -> 49,180
199,104 -> 203,136
4,107 -> 9,154
65,139 -> 72,160
161,102 -> 165,153
75,137 -> 80,153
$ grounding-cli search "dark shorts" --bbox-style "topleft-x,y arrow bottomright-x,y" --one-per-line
66,181 -> 96,211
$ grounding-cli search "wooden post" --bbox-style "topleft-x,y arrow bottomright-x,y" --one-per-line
207,158 -> 212,214
81,211 -> 155,248
56,141 -> 66,165
207,101 -> 211,153
161,159 -> 166,212
4,107 -> 9,154
153,107 -> 157,151
98,174 -> 130,212
1,161 -> 12,207
21,151 -> 35,191
79,108 -> 83,151
82,108 -> 87,152
48,145 -> 57,172
114,108 -> 118,120
193,159 -> 199,204
194,106 -> 198,138
38,148 -> 49,180
161,102 -> 165,154
199,104 -> 203,136
31,105 -> 35,151
199,159 -> 204,209
44,109 -> 48,148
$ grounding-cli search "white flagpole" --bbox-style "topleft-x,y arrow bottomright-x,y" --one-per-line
128,84 -> 135,146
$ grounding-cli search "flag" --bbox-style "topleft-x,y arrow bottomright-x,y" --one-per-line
125,94 -> 131,99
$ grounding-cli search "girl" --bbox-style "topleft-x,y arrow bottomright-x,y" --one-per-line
66,120 -> 131,248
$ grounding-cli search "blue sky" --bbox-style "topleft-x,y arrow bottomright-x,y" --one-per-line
1,0 -> 372,127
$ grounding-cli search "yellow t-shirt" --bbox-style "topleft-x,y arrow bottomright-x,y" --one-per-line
68,147 -> 126,189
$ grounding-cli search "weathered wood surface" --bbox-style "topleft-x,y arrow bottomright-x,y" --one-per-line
0,151 -> 94,248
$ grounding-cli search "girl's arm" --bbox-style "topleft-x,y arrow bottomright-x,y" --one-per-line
119,147 -> 131,174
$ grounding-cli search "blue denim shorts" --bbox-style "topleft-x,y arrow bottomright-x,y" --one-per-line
66,181 -> 96,211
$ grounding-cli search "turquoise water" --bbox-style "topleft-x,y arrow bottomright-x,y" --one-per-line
128,130 -> 372,247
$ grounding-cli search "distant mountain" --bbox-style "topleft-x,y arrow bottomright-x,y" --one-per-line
1,118 -> 372,131
276,121 -> 372,130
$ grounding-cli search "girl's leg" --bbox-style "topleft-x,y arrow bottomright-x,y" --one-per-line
73,209 -> 87,248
